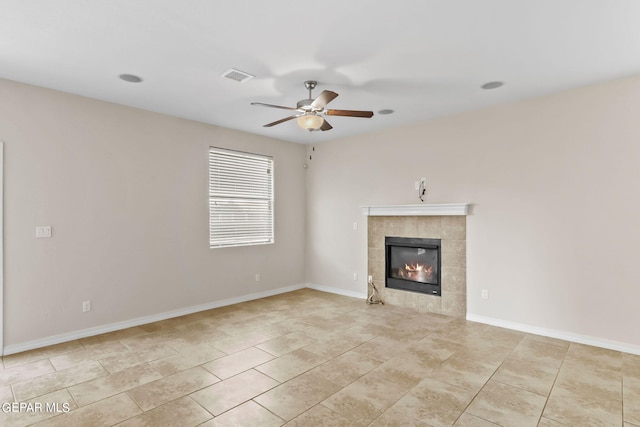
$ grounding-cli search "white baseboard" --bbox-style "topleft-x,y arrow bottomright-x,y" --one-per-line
2,284 -> 306,356
305,283 -> 367,300
19,286 -> 634,357
466,313 -> 640,356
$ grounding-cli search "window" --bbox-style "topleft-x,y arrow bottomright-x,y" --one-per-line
209,147 -> 274,248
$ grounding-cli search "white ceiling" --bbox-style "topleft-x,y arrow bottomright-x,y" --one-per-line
2,0 -> 640,144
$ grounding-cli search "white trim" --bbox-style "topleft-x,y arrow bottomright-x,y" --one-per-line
8,284 -> 637,356
2,284 -> 305,356
0,142 -> 3,356
305,283 -> 368,300
361,203 -> 470,217
467,313 -> 640,356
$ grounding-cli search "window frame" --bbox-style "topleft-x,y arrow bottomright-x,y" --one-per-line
208,146 -> 274,248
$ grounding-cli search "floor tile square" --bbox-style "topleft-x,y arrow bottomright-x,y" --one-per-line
255,371 -> 341,420
127,367 -> 219,411
190,369 -> 278,416
465,380 -> 547,427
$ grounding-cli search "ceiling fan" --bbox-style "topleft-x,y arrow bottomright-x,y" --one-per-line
251,81 -> 374,132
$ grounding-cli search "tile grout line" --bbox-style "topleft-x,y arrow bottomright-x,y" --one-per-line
448,332 -> 525,425
535,341 -> 572,426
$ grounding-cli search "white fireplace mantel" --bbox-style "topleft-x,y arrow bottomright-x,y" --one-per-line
361,203 -> 470,217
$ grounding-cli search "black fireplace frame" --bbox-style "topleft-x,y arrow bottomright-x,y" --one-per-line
385,236 -> 442,296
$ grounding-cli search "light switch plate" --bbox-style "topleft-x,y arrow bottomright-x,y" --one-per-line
36,226 -> 52,238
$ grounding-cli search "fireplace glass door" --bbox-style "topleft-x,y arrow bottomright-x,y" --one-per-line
385,237 -> 441,296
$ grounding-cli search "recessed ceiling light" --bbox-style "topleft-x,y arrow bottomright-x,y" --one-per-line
481,81 -> 504,90
119,74 -> 143,83
378,109 -> 394,115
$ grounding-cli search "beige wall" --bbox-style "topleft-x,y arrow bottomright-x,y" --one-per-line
1,78 -> 307,346
3,74 -> 640,351
305,75 -> 640,348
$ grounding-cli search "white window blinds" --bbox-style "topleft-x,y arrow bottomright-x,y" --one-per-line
209,147 -> 274,248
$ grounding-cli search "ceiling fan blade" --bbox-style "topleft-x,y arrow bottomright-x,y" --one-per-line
325,109 -> 374,118
319,119 -> 333,131
311,90 -> 339,109
251,102 -> 298,111
263,115 -> 300,127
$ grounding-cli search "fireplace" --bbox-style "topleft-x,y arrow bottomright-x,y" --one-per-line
366,212 -> 467,317
385,236 -> 441,296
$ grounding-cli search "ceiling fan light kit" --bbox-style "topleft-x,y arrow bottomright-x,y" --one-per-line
251,80 -> 374,132
297,114 -> 324,131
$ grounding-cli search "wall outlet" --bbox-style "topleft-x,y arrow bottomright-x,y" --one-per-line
414,180 -> 420,190
82,300 -> 91,312
353,272 -> 358,281
255,274 -> 260,282
368,275 -> 373,284
481,289 -> 489,300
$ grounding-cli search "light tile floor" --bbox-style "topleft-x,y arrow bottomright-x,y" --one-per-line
1,289 -> 639,426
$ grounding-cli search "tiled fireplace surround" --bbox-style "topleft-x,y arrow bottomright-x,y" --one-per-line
366,207 -> 467,318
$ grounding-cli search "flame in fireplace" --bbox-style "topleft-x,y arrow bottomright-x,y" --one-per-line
397,263 -> 434,281
404,263 -> 433,275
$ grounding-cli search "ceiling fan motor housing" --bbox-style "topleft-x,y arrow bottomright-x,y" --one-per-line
297,99 -> 316,111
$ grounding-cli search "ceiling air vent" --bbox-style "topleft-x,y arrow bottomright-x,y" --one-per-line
222,68 -> 254,83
